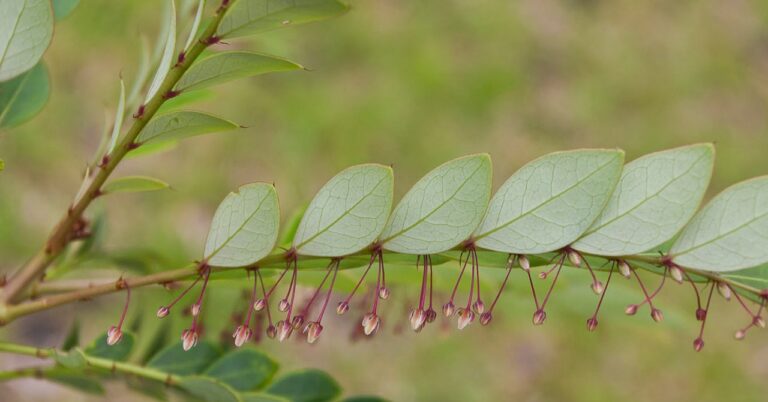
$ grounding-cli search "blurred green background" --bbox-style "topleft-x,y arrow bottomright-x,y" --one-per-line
3,0 -> 768,401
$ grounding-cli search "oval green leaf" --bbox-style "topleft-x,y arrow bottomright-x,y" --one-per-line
671,176 -> 768,272
136,111 -> 238,145
474,149 -> 624,254
176,51 -> 302,92
204,348 -> 278,391
217,0 -> 349,39
179,376 -> 242,402
102,176 -> 170,194
0,0 -> 53,81
243,393 -> 290,402
380,154 -> 492,255
0,62 -> 49,128
293,164 -> 393,257
572,144 -> 714,256
147,340 -> 221,375
265,369 -> 341,402
204,183 -> 280,267
84,331 -> 135,361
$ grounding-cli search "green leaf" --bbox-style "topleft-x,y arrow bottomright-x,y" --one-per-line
0,62 -> 49,128
183,0 -> 206,52
126,139 -> 179,159
0,0 -> 53,81
145,0 -> 176,102
47,369 -> 105,395
178,376 -> 242,402
204,348 -> 278,391
136,111 -> 238,145
52,349 -> 87,369
106,79 -> 126,154
722,263 -> 768,299
341,397 -> 388,402
217,0 -> 349,39
176,51 -> 302,92
84,331 -> 135,361
102,176 -> 170,194
204,183 -> 280,267
61,321 -> 80,351
293,164 -> 393,257
265,369 -> 341,402
242,393 -> 289,402
147,340 -> 221,375
572,144 -> 714,256
474,149 -> 624,254
380,154 -> 492,254
158,88 -> 215,113
671,176 -> 768,272
53,0 -> 80,20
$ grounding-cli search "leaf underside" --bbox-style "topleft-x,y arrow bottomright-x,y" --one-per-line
0,0 -> 53,81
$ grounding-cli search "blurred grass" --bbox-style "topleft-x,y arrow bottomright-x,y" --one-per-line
3,0 -> 768,401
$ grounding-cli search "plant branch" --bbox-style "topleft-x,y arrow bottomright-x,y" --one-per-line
0,1 -> 234,305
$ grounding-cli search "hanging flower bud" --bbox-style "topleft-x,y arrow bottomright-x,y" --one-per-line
305,322 -> 323,344
591,281 -> 604,295
336,301 -> 350,315
618,260 -> 631,278
409,309 -> 426,331
518,255 -> 530,271
442,301 -> 455,317
754,316 -> 766,329
695,308 -> 707,321
191,303 -> 201,317
734,329 -> 746,340
670,266 -> 684,284
266,324 -> 277,339
276,320 -> 292,342
232,325 -> 252,347
717,282 -> 732,301
181,329 -> 199,351
480,312 -> 493,326
291,315 -> 305,330
532,309 -> 547,325
253,299 -> 266,312
473,300 -> 486,314
426,308 -> 437,323
567,250 -> 581,267
625,304 -> 638,316
156,306 -> 170,318
278,299 -> 290,312
457,308 -> 475,330
362,313 -> 380,336
586,317 -> 598,332
379,287 -> 391,300
106,325 -> 123,346
693,337 -> 704,352
651,308 -> 664,323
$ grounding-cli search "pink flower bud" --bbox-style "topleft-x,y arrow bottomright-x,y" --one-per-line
532,309 -> 547,325
191,303 -> 201,317
717,282 -> 732,301
156,306 -> 170,318
409,308 -> 426,331
426,309 -> 437,323
253,299 -> 266,312
336,301 -> 350,315
362,313 -> 380,336
625,304 -> 638,315
306,322 -> 323,344
670,266 -> 684,284
591,281 -> 604,295
695,308 -> 707,321
693,337 -> 704,352
379,287 -> 391,300
586,317 -> 598,332
292,315 -> 305,330
276,320 -> 292,342
106,325 -> 123,346
618,260 -> 631,278
473,300 -> 485,314
567,250 -> 581,267
518,255 -> 530,271
232,325 -> 252,347
734,329 -> 746,340
538,271 -> 548,280
457,308 -> 475,330
278,299 -> 290,312
754,316 -> 766,329
181,329 -> 198,351
480,312 -> 493,326
266,325 -> 277,339
651,308 -> 664,323
442,301 -> 455,317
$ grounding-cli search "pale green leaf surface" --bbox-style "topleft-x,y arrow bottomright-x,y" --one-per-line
217,0 -> 349,39
144,0 -> 176,102
474,149 -> 624,254
136,111 -> 238,144
204,183 -> 280,267
183,0 -> 206,52
0,62 -> 49,128
126,139 -> 179,159
380,154 -> 492,254
102,176 -> 170,194
572,144 -> 713,255
265,369 -> 340,402
293,164 -> 393,256
0,0 -> 53,81
176,51 -> 301,92
179,376 -> 242,402
671,176 -> 768,272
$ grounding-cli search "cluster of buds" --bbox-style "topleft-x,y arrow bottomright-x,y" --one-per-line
153,263 -> 211,351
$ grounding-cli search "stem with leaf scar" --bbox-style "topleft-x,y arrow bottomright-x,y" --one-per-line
0,0 -> 234,305
0,248 -> 763,325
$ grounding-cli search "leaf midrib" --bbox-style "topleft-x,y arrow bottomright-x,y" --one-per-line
207,190 -> 272,260
474,155 -> 618,240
